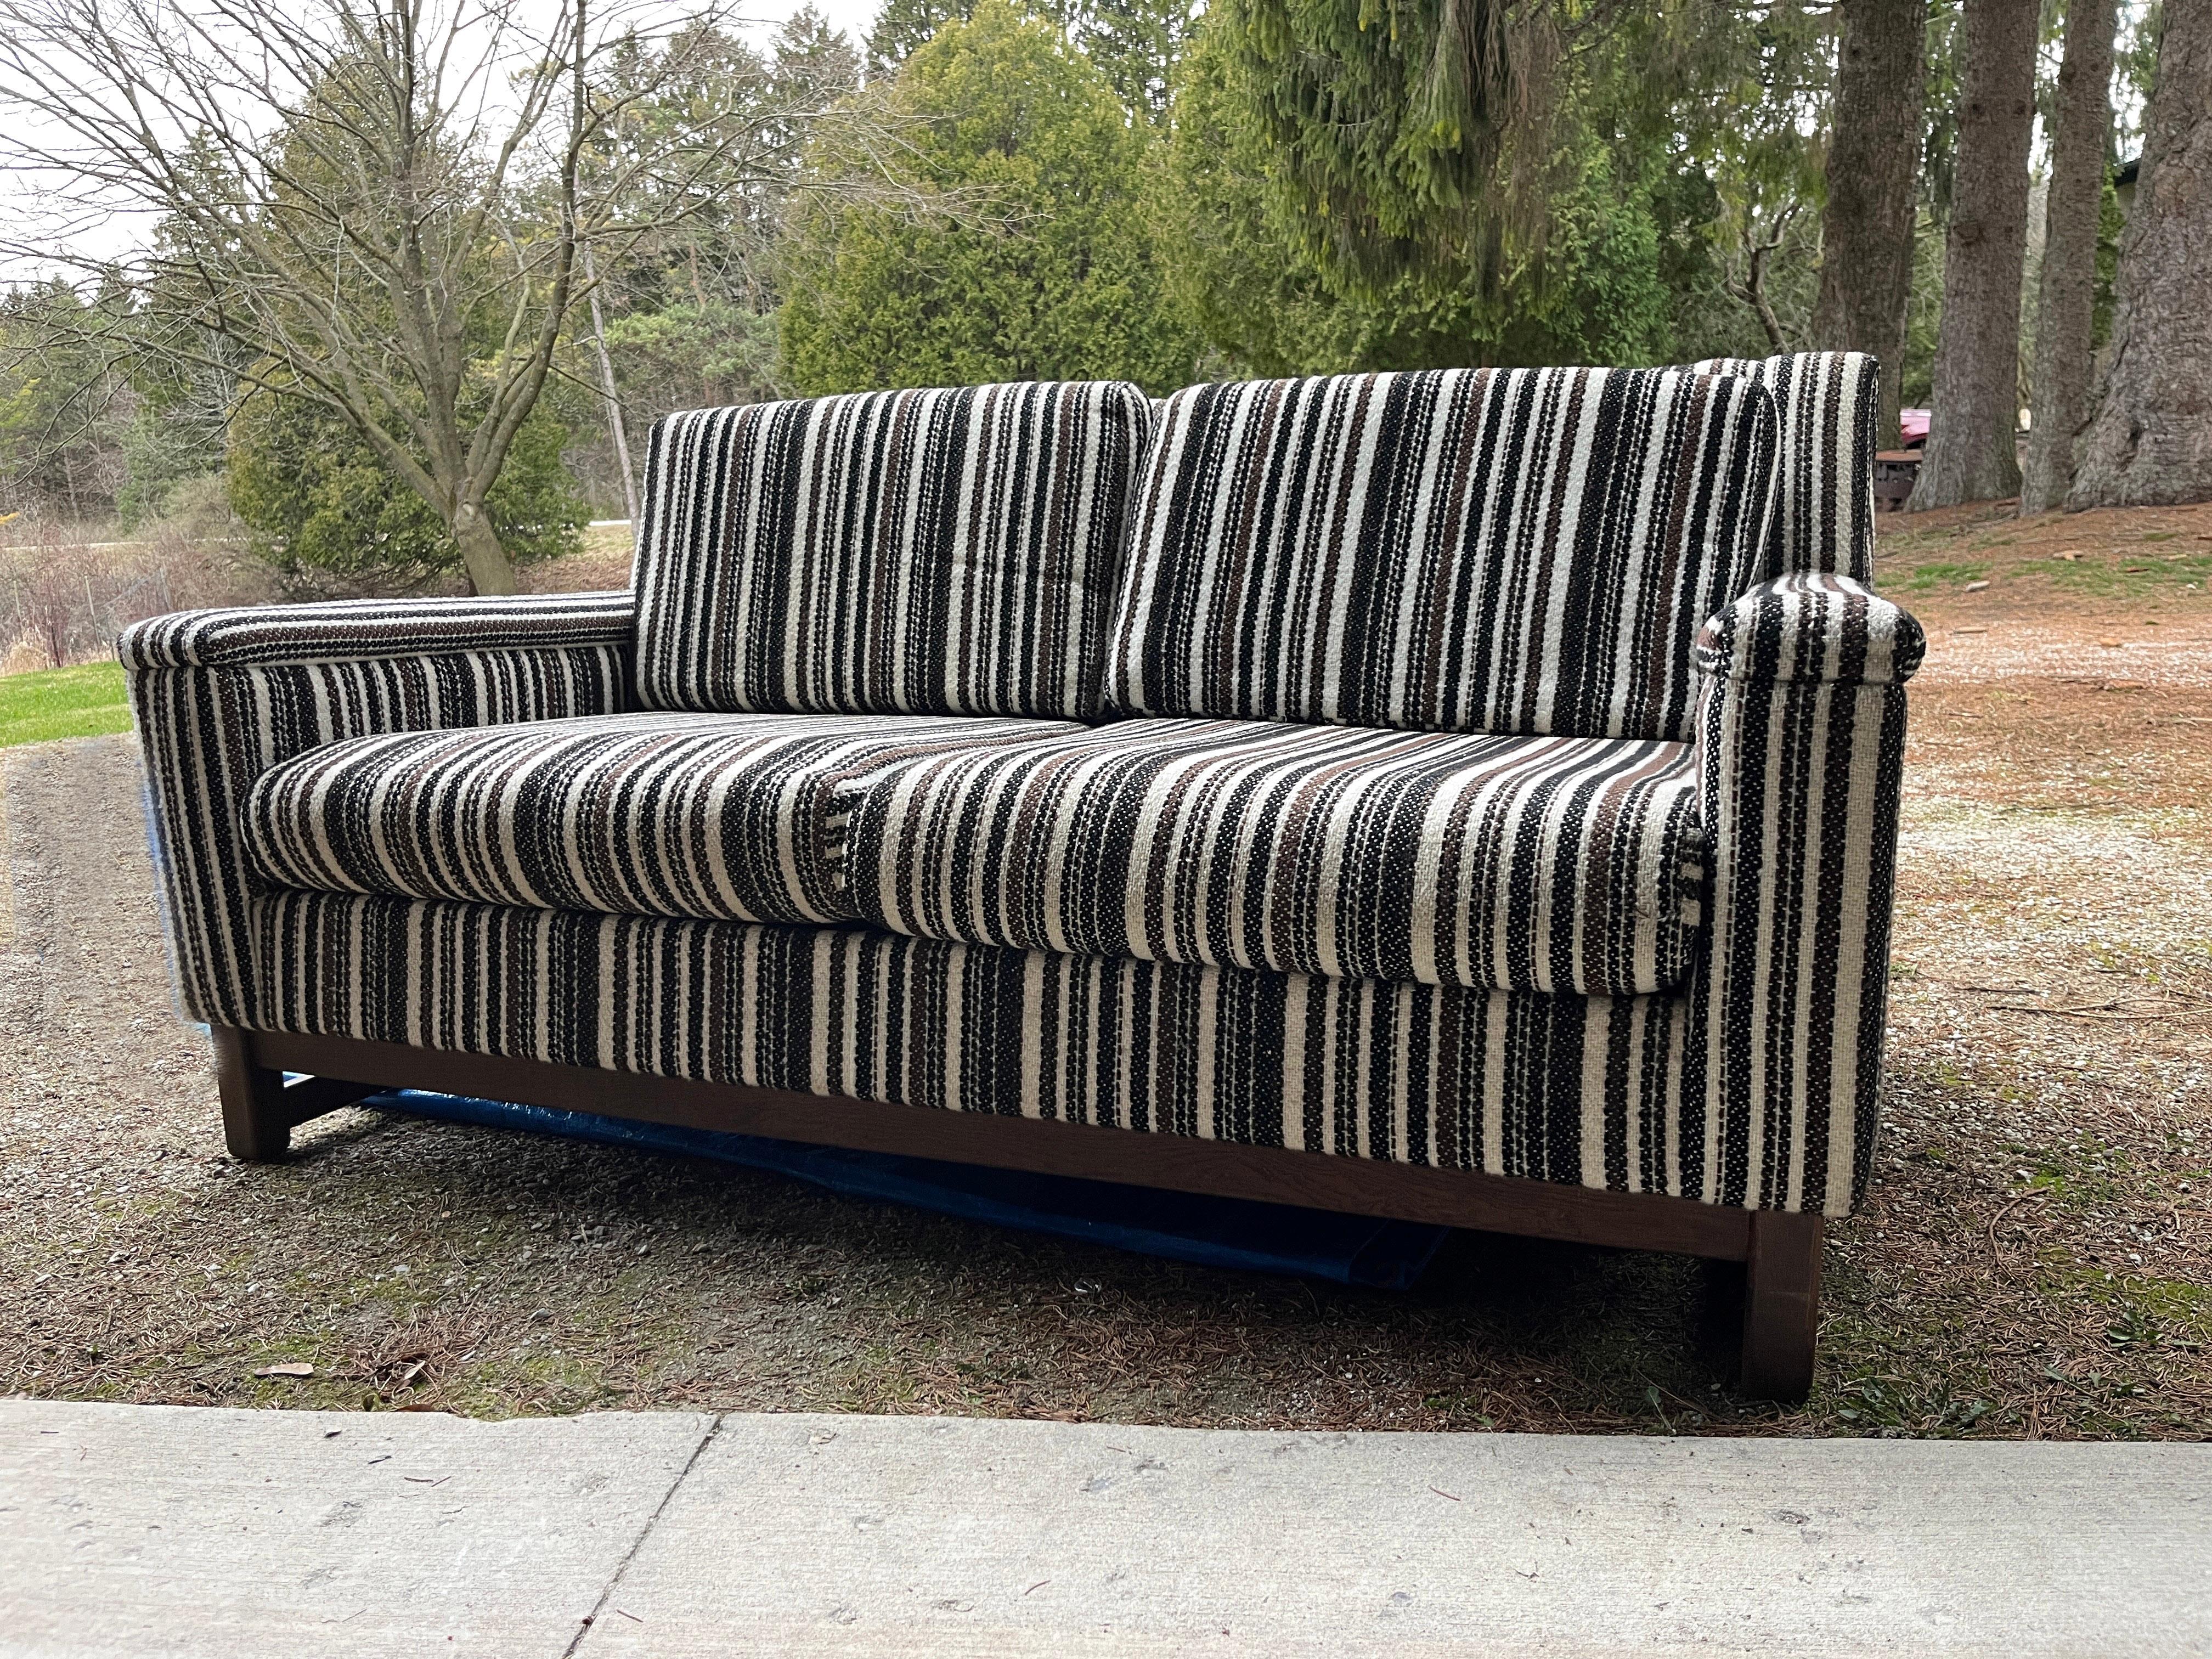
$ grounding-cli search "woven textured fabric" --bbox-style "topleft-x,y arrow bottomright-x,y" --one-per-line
633,381 -> 1153,719
1696,567 -> 1925,685
849,716 -> 1706,997
126,597 -> 636,1029
249,892 -> 1713,1203
1690,572 -> 1920,1212
244,711 -> 1085,926
1105,368 -> 1778,742
119,590 -> 635,669
1689,352 -> 1878,583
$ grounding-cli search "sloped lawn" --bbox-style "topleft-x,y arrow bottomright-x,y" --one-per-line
0,661 -> 131,749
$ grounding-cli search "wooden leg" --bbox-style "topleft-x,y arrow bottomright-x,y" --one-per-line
211,1025 -> 293,1161
210,1027 -> 383,1161
1739,1210 -> 1824,1402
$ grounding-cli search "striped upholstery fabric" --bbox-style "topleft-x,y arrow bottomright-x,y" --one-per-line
124,595 -> 636,1029
1105,368 -> 1778,742
849,718 -> 1706,996
633,381 -> 1153,719
120,590 -> 637,668
125,378 -> 1924,1223
234,569 -> 1921,1217
1690,571 -> 1922,1211
1689,352 -> 1879,583
250,894 -> 1716,1203
242,712 -> 1083,926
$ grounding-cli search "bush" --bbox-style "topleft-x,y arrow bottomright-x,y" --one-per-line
227,391 -> 585,590
778,0 -> 1200,395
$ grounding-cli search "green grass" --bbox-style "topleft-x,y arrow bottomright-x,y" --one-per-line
0,661 -> 132,749
1900,560 -> 1992,592
2045,549 -> 2212,597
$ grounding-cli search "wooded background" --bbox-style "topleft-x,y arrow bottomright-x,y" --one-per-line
0,0 -> 2202,602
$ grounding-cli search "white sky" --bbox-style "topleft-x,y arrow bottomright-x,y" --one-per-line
0,0 -> 889,279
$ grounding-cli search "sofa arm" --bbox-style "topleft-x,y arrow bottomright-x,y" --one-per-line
118,590 -> 636,668
1695,572 -> 1925,686
125,592 -> 636,1029
1688,572 -> 1923,1217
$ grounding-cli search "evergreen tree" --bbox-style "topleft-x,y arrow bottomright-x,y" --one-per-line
227,386 -> 583,590
2071,0 -> 2212,506
781,0 -> 1200,394
865,0 -> 974,78
1150,9 -> 1684,373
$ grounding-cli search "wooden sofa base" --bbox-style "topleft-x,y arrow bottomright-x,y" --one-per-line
212,1025 -> 1824,1402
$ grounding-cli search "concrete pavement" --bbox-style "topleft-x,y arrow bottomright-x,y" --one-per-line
3,1399 -> 2207,1657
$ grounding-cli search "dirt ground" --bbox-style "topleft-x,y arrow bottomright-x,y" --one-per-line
3,501 -> 2207,1439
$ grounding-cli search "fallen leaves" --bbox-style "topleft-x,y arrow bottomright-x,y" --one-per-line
252,1362 -> 313,1379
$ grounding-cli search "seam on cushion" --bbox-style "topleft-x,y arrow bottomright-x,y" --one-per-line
1668,802 -> 1711,976
819,776 -> 872,896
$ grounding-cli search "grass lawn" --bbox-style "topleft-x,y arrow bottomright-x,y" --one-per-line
0,661 -> 132,749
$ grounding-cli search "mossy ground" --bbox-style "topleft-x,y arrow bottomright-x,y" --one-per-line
3,506 -> 2208,1438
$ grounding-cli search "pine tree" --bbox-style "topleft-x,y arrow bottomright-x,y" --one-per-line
782,0 -> 1200,394
1815,0 -> 1933,455
2020,0 -> 2118,513
2070,0 -> 2212,507
1907,0 -> 2040,510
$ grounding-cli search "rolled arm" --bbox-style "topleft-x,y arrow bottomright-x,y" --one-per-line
1688,572 -> 1923,1217
123,592 -> 637,1028
118,589 -> 636,668
1694,571 -> 1926,687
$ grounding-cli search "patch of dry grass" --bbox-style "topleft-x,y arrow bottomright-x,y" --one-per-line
3,505 -> 2208,1439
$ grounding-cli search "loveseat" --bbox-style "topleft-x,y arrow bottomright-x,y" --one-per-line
124,352 -> 1922,1400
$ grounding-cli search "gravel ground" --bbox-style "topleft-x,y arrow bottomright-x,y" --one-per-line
4,505 -> 2207,1438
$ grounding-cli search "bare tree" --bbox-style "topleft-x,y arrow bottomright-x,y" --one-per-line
2020,0 -> 2118,515
0,0 -> 866,592
1725,202 -> 1803,355
1813,0 -> 1931,456
1906,0 -> 2039,512
2070,0 -> 2212,509
4,540 -> 99,667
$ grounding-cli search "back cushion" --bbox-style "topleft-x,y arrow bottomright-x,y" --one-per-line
1690,351 -> 1878,583
634,381 -> 1153,718
1106,367 -> 1778,743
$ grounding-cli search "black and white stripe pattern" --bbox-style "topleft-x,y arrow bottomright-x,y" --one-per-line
252,893 -> 1707,1200
242,712 -> 1082,926
123,597 -> 635,1028
119,591 -> 637,669
122,369 -> 1921,1220
1689,572 -> 1922,1211
1107,368 -> 1778,742
633,381 -> 1153,719
849,716 -> 1706,997
1689,352 -> 1880,583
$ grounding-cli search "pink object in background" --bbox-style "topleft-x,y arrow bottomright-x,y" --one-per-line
1900,408 -> 1931,448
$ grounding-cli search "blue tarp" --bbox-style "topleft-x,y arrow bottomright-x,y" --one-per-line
366,1089 -> 1450,1290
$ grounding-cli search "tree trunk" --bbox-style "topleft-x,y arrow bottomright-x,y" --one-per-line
2069,0 -> 2212,509
1905,0 -> 2039,511
452,501 -> 518,596
2020,0 -> 2119,514
583,241 -> 640,526
1814,0 -> 1932,455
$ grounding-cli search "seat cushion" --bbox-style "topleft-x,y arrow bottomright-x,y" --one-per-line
244,712 -> 1082,925
633,381 -> 1153,720
847,717 -> 1707,996
1108,367 -> 1777,742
